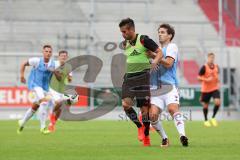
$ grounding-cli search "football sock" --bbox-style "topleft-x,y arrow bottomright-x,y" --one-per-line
20,108 -> 36,127
39,102 -> 48,130
142,114 -> 150,136
173,112 -> 185,136
203,108 -> 208,121
212,105 -> 220,118
151,120 -> 168,139
124,107 -> 142,128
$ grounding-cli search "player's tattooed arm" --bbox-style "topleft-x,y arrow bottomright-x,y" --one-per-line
146,50 -> 156,59
20,60 -> 30,84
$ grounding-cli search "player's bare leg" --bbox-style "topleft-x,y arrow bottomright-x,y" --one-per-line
168,103 -> 188,147
149,105 -> 169,147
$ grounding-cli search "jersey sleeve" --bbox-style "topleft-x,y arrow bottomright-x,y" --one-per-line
140,35 -> 159,52
198,65 -> 206,76
28,57 -> 40,68
166,43 -> 178,61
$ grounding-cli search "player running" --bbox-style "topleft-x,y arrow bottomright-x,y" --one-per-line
119,18 -> 163,146
148,23 -> 188,147
48,50 -> 73,132
198,52 -> 220,127
17,45 -> 56,134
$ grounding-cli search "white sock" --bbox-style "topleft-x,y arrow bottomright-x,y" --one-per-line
173,112 -> 185,136
20,108 -> 35,127
151,120 -> 168,139
39,102 -> 48,130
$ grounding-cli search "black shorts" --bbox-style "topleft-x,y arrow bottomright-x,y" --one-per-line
122,70 -> 150,108
200,90 -> 220,103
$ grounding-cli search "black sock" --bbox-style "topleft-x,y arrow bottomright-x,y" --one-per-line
212,105 -> 220,118
142,114 -> 150,136
124,107 -> 142,128
203,108 -> 208,121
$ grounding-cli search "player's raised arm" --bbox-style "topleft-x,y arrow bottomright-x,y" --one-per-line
20,60 -> 30,84
20,57 -> 40,84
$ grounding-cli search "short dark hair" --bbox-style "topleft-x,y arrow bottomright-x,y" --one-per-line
119,18 -> 135,28
43,44 -> 52,49
158,23 -> 175,41
208,52 -> 215,57
58,50 -> 68,56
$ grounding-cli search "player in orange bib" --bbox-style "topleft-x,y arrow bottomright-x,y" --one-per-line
198,53 -> 220,127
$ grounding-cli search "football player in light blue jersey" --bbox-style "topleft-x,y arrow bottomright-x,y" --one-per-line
148,24 -> 188,147
17,45 -> 57,134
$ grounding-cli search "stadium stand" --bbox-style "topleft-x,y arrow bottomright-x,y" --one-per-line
0,0 -> 230,87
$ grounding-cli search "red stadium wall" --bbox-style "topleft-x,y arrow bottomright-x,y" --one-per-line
182,60 -> 200,84
0,86 -> 88,107
198,0 -> 240,46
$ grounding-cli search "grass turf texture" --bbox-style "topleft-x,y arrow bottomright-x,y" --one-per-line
0,120 -> 240,160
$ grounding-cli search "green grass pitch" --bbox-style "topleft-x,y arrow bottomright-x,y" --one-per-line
0,120 -> 240,160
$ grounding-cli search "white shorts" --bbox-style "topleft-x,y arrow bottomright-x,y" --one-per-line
30,87 -> 50,103
49,88 -> 65,102
151,85 -> 180,110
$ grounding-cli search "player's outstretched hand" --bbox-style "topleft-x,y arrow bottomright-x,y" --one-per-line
20,76 -> 26,84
